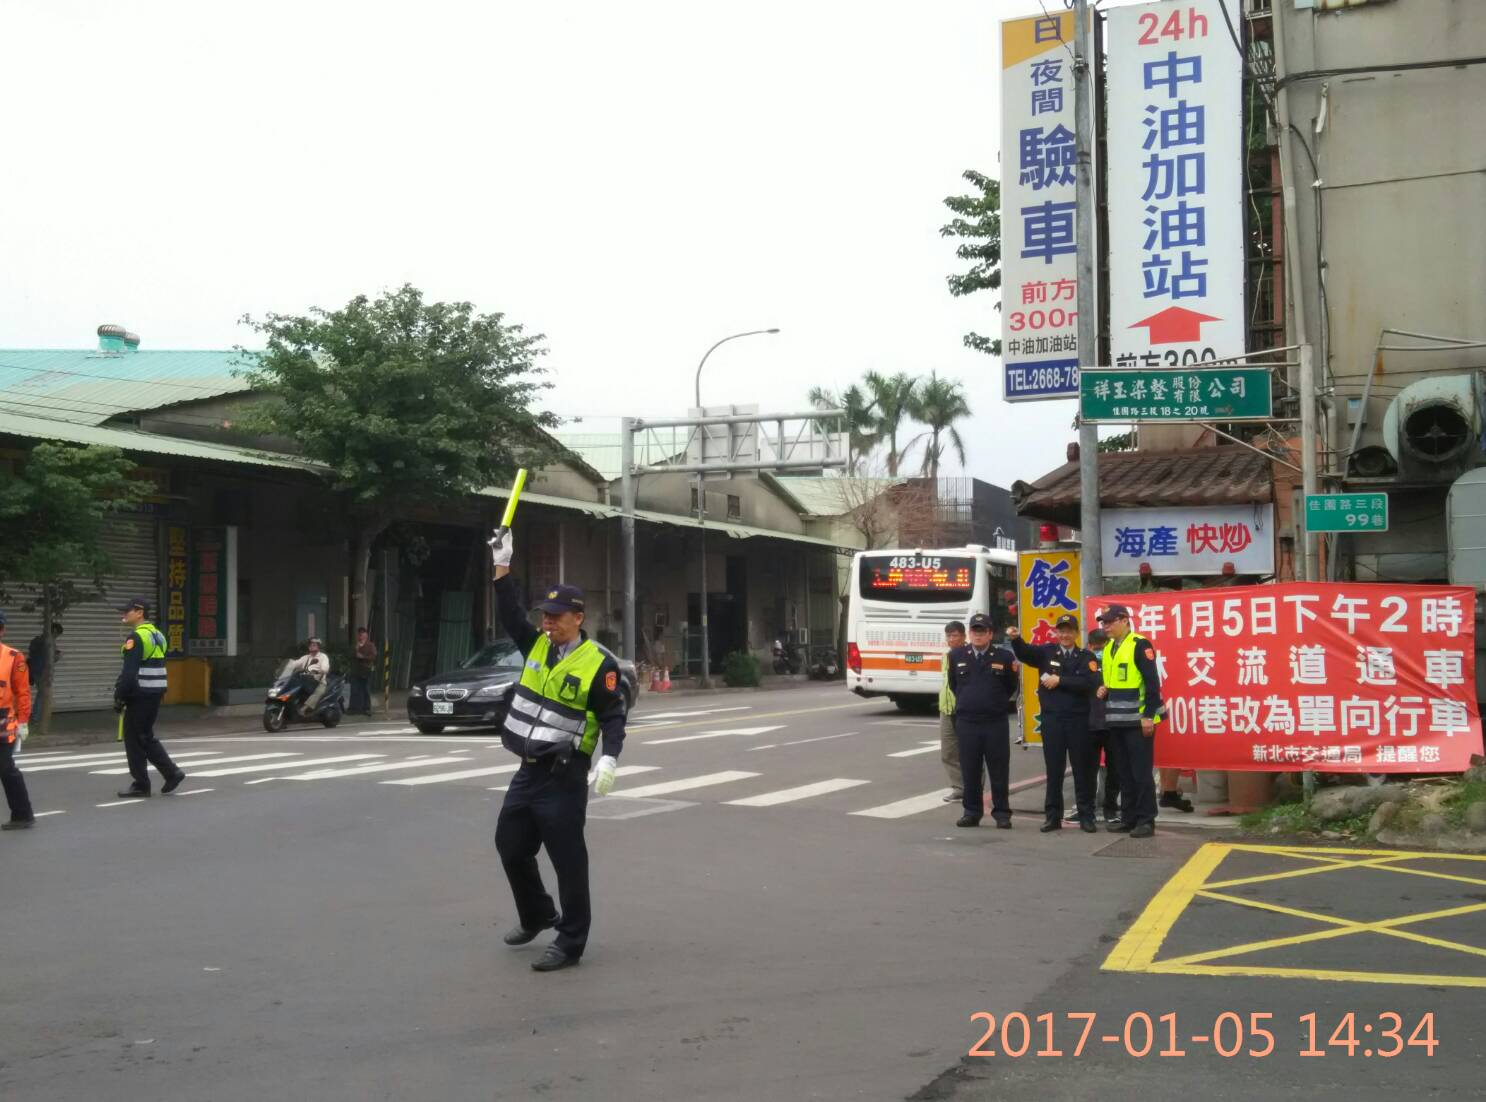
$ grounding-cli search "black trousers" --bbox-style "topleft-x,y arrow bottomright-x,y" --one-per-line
1090,727 -> 1123,817
349,674 -> 371,714
495,755 -> 592,957
0,731 -> 33,821
122,694 -> 179,791
955,714 -> 1010,823
1111,724 -> 1157,828
1041,712 -> 1096,822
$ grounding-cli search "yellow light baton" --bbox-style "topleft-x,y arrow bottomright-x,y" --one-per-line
488,467 -> 528,554
117,711 -> 124,742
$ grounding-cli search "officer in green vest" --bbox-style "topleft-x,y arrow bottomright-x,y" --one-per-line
1094,604 -> 1163,837
491,537 -> 627,972
114,598 -> 187,798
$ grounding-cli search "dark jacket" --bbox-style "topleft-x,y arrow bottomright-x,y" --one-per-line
1008,637 -> 1097,717
495,575 -> 626,759
946,643 -> 1019,719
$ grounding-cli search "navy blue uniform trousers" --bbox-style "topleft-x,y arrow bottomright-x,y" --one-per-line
955,714 -> 1011,823
495,754 -> 592,957
1041,712 -> 1096,822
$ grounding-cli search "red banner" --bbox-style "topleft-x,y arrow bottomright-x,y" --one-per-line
1087,584 -> 1481,773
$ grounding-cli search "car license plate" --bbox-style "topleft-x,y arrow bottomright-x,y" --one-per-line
432,702 -> 454,715
904,653 -> 922,665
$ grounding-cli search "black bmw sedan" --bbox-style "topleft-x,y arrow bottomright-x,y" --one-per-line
407,640 -> 638,734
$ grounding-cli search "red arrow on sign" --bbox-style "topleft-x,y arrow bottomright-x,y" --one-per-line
1130,305 -> 1221,345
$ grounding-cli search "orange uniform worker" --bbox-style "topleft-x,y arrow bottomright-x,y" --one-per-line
0,610 -> 37,831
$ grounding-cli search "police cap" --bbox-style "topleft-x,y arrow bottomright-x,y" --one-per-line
536,583 -> 586,615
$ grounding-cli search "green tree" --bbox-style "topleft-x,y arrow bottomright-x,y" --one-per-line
862,371 -> 919,476
905,372 -> 972,479
940,169 -> 1002,358
808,383 -> 879,474
0,443 -> 150,735
240,284 -> 557,636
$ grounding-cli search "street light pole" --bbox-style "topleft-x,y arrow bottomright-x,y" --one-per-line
693,327 -> 780,688
1073,0 -> 1103,602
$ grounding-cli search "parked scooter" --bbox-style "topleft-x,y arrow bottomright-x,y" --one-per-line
263,661 -> 346,732
771,637 -> 805,675
807,645 -> 840,680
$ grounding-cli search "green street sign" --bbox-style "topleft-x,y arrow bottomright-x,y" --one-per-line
1305,492 -> 1389,533
1079,367 -> 1273,422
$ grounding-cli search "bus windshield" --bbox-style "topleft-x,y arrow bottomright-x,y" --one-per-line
858,553 -> 976,604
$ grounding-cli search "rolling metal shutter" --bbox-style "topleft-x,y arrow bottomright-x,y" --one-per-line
8,516 -> 160,712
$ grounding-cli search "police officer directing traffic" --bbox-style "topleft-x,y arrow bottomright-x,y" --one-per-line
490,529 -> 627,972
1005,613 -> 1099,833
114,598 -> 187,798
946,612 -> 1019,828
1094,604 -> 1164,838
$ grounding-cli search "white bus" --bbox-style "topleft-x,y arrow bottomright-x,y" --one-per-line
845,545 -> 1019,710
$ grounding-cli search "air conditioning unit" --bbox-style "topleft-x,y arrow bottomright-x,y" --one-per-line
1382,373 -> 1484,482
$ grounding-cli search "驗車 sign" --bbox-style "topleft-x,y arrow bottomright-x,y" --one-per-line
1080,367 -> 1271,421
1305,493 -> 1389,534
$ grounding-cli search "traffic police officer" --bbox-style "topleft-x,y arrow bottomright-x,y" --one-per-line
491,534 -> 627,972
114,598 -> 186,798
0,611 -> 37,831
1006,613 -> 1099,833
1094,604 -> 1164,838
946,612 -> 1019,828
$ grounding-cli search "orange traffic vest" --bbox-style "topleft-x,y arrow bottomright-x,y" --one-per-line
0,644 -> 30,734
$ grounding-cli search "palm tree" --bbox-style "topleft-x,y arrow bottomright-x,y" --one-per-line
862,371 -> 919,476
905,372 -> 971,479
808,383 -> 879,474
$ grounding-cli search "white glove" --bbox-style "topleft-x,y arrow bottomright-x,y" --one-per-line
488,527 -> 514,568
16,722 -> 28,743
592,755 -> 618,796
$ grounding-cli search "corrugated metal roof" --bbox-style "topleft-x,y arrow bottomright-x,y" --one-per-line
0,349 -> 254,425
772,476 -> 904,516
1012,446 -> 1275,527
0,411 -> 315,471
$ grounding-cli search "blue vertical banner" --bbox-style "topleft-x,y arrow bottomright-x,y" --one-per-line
999,11 -> 1081,402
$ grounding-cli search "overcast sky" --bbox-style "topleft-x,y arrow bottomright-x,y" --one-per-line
1,0 -> 1086,488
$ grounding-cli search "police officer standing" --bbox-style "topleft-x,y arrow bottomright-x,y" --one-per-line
1005,613 -> 1099,833
114,598 -> 187,799
0,611 -> 37,831
1094,604 -> 1164,838
946,612 -> 1019,828
491,530 -> 627,972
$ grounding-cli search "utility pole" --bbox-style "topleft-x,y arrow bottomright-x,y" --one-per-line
621,419 -> 637,662
1074,0 -> 1103,600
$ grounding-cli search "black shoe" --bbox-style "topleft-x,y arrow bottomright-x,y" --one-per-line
1159,791 -> 1194,813
162,772 -> 186,794
2,818 -> 35,831
1107,821 -> 1134,833
994,818 -> 1013,830
1080,819 -> 1098,834
116,788 -> 150,799
531,946 -> 580,972
1131,822 -> 1156,838
1040,818 -> 1061,833
502,920 -> 557,946
1103,810 -> 1120,825
956,815 -> 982,828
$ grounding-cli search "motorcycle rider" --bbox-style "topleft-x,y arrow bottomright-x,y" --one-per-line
289,638 -> 331,714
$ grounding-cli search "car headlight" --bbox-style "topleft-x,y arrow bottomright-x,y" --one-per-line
409,685 -> 424,698
470,683 -> 511,702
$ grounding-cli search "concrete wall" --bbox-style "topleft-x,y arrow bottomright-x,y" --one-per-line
1277,0 -> 1486,577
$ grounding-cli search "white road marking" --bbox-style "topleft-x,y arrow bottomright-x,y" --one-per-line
33,810 -> 66,818
90,752 -> 300,776
850,790 -> 952,819
29,751 -> 225,773
96,798 -> 150,808
610,771 -> 759,799
175,788 -> 215,797
645,725 -> 783,746
725,778 -> 870,807
192,754 -> 384,778
886,742 -> 940,758
748,731 -> 859,751
288,755 -> 476,780
382,764 -> 520,786
631,706 -> 753,722
487,764 -> 661,791
243,777 -> 281,785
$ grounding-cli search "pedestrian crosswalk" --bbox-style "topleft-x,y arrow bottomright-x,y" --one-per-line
16,742 -> 1006,824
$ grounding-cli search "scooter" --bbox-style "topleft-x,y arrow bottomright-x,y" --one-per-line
771,638 -> 805,675
263,662 -> 347,732
807,645 -> 840,680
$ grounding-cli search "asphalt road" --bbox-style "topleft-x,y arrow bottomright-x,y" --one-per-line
3,684 -> 1481,1100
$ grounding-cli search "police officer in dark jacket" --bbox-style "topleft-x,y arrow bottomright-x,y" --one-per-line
1006,613 -> 1099,833
492,534 -> 628,972
946,612 -> 1019,828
